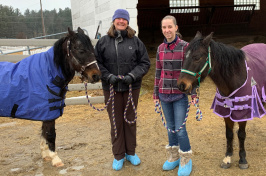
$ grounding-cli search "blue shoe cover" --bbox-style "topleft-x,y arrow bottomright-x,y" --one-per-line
178,159 -> 192,176
125,153 -> 141,165
112,158 -> 124,171
163,159 -> 180,170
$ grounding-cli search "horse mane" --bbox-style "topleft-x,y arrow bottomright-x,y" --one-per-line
187,37 -> 245,80
210,40 -> 245,80
53,36 -> 71,81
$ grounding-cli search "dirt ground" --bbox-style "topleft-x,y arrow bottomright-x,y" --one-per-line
1,35 -> 266,176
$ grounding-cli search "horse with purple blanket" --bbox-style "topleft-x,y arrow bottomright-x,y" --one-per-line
177,31 -> 266,169
0,27 -> 101,167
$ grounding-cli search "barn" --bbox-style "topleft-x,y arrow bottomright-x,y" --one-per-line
70,0 -> 266,45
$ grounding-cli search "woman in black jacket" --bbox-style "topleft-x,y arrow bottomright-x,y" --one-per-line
95,9 -> 150,171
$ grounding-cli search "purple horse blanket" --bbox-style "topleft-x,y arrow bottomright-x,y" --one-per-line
211,43 -> 266,122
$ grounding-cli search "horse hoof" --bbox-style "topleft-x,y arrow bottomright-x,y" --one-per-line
220,162 -> 231,169
43,156 -> 52,161
239,163 -> 249,169
53,162 -> 64,167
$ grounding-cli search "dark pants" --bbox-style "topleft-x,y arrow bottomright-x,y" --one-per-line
103,89 -> 140,160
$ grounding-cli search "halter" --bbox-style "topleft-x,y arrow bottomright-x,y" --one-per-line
66,39 -> 98,74
181,46 -> 212,86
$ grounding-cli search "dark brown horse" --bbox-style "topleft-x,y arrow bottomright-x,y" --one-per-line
177,31 -> 266,169
0,27 -> 101,167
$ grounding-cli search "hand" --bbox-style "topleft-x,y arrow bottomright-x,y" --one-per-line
191,97 -> 198,105
154,99 -> 159,105
108,75 -> 119,85
122,75 -> 133,85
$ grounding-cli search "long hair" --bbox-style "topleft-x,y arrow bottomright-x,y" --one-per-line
107,24 -> 135,38
161,15 -> 182,39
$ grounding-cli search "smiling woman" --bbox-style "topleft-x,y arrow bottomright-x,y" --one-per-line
161,18 -> 178,42
112,9 -> 129,31
153,15 -> 198,176
113,18 -> 128,31
95,8 -> 150,171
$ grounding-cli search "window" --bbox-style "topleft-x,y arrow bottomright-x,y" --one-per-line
169,0 -> 199,13
234,0 -> 260,10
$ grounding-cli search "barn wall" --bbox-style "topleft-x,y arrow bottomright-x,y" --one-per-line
137,0 -> 169,8
199,0 -> 266,34
136,0 -> 266,45
70,0 -> 266,42
249,0 -> 266,34
200,0 -> 233,6
70,0 -> 138,39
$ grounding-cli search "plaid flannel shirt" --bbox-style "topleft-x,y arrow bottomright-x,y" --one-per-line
153,37 -> 189,99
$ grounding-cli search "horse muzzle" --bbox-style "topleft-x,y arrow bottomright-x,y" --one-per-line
81,68 -> 101,83
177,79 -> 193,94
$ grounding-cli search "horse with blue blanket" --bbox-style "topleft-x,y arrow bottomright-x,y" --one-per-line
177,31 -> 266,169
0,27 -> 101,167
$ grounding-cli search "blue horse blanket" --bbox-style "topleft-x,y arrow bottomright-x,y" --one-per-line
211,43 -> 266,122
0,47 -> 67,121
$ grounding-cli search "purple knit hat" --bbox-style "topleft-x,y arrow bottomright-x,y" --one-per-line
112,9 -> 130,23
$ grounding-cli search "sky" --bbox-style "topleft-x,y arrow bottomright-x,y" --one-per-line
0,0 -> 71,13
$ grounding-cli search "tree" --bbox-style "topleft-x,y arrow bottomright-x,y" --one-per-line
0,5 -> 72,39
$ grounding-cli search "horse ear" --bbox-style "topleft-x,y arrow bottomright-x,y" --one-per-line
77,27 -> 84,34
194,31 -> 202,38
68,27 -> 75,36
203,32 -> 214,46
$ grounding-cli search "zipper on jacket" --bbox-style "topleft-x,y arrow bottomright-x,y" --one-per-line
115,33 -> 123,91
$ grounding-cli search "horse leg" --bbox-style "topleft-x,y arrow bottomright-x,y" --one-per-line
40,120 -> 64,167
220,118 -> 234,169
237,121 -> 248,169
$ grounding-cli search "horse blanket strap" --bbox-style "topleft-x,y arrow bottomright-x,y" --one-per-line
211,44 -> 266,122
52,75 -> 68,88
11,104 -> 19,118
47,75 -> 68,97
155,98 -> 202,133
84,75 -> 137,138
49,104 -> 66,111
0,47 -> 67,121
47,85 -> 62,97
49,98 -> 64,103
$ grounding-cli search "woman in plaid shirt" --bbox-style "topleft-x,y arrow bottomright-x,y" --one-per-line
153,15 -> 197,176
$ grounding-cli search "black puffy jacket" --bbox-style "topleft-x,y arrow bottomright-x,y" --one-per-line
95,31 -> 150,92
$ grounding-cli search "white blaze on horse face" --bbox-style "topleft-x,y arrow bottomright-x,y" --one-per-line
223,156 -> 231,164
186,50 -> 191,59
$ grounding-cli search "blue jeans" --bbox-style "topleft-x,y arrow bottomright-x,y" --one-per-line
160,95 -> 191,152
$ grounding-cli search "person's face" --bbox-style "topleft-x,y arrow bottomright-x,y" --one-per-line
113,18 -> 128,31
161,19 -> 178,42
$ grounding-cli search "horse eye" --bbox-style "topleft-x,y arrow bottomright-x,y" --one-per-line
79,50 -> 85,54
193,56 -> 200,61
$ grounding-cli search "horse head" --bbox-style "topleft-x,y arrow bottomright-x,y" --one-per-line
177,31 -> 213,93
54,27 -> 101,84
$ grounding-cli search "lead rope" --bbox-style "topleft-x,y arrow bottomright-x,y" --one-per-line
154,98 -> 202,133
84,75 -> 137,138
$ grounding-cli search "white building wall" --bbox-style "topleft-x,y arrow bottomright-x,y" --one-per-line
70,0 -> 138,39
